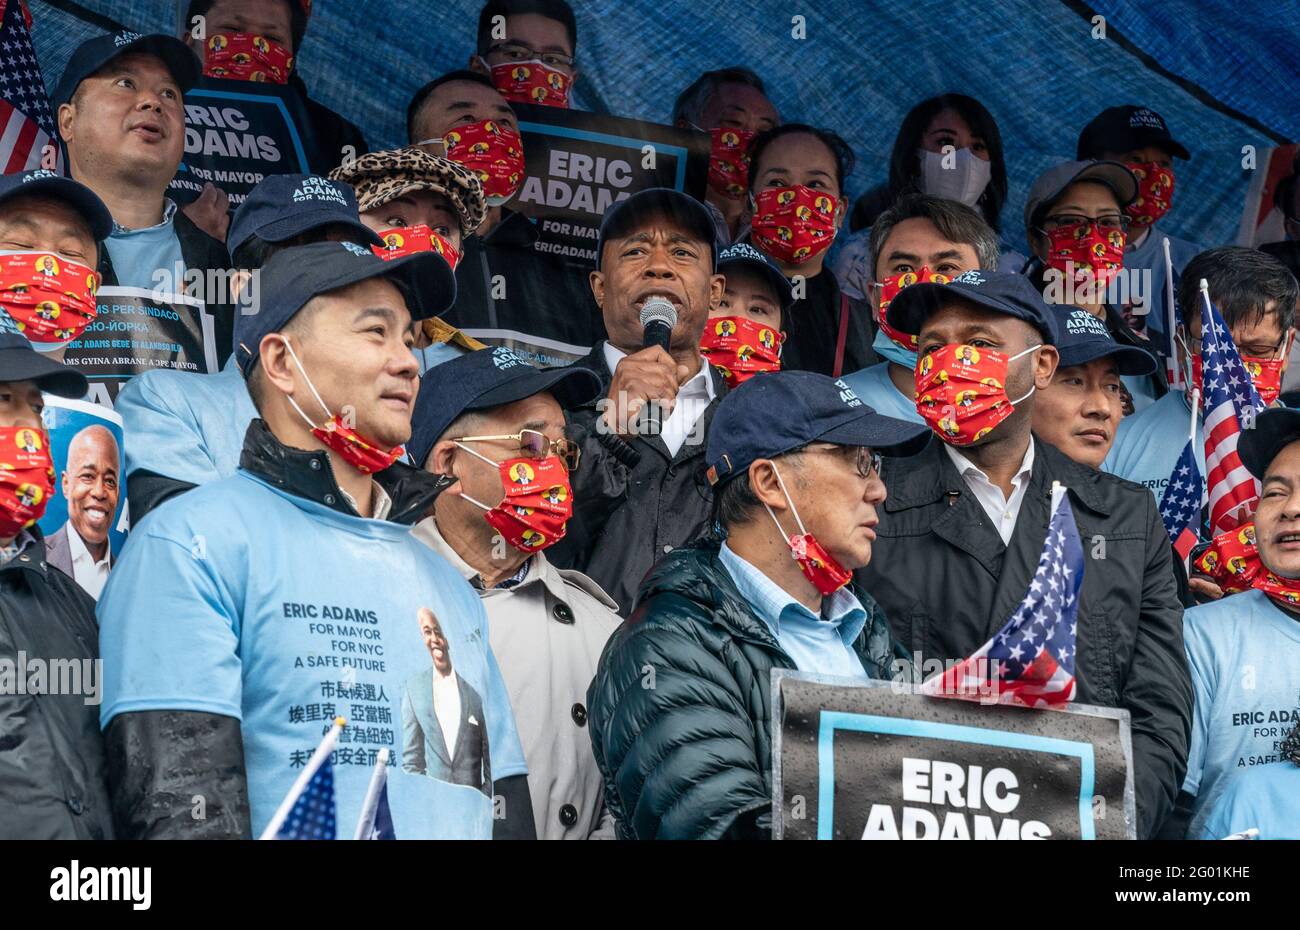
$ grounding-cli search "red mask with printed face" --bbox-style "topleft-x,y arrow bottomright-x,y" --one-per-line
487,59 -> 571,108
1254,569 -> 1300,610
373,225 -> 462,272
1044,221 -> 1125,289
312,416 -> 404,475
787,531 -> 853,596
0,252 -> 100,344
699,316 -> 782,387
750,185 -> 838,264
707,128 -> 756,200
1125,162 -> 1175,227
0,426 -> 55,538
876,267 -> 952,350
914,343 -> 1039,446
1190,352 -> 1283,407
460,452 -> 573,552
203,32 -> 294,83
1193,523 -> 1261,594
442,120 -> 526,205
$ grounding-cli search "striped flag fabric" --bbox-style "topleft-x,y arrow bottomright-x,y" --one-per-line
923,483 -> 1082,708
1199,285 -> 1265,536
0,0 -> 60,174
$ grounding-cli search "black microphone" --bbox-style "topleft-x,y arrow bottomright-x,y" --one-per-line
637,297 -> 678,436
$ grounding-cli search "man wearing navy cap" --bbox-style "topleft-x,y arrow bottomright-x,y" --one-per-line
1173,407 -> 1300,838
548,187 -> 727,616
1032,305 -> 1156,469
406,346 -> 621,838
699,242 -> 794,387
98,242 -> 533,839
586,370 -> 926,838
113,173 -> 388,521
0,170 -> 113,362
856,269 -> 1192,839
55,30 -> 231,342
0,336 -> 114,839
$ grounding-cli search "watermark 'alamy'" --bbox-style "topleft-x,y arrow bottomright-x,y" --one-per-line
0,652 -> 101,705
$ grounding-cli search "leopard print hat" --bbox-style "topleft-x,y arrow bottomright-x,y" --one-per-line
329,146 -> 486,236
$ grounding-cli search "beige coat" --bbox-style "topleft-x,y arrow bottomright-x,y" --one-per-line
413,517 -> 620,839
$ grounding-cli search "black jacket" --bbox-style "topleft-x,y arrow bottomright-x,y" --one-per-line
0,529 -> 112,839
549,344 -> 727,616
856,435 -> 1192,838
289,74 -> 370,174
446,209 -> 606,365
587,542 -> 906,839
780,266 -> 877,377
106,419 -> 537,839
98,208 -> 235,371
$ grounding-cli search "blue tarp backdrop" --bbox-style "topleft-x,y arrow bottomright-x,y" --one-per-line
27,0 -> 1300,253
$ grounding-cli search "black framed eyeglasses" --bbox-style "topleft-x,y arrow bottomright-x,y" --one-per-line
485,41 -> 576,71
1039,212 -> 1130,233
452,429 -> 581,471
803,443 -> 883,479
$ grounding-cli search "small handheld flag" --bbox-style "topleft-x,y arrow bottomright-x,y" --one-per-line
1159,388 -> 1203,559
353,747 -> 397,840
260,716 -> 345,840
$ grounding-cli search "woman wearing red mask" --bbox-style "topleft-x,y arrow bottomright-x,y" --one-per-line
745,124 -> 874,378
700,242 -> 793,388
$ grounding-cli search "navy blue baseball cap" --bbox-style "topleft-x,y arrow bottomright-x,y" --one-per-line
1051,306 -> 1155,375
718,242 -> 794,312
53,30 -> 200,108
0,333 -> 87,398
1240,408 -> 1300,481
1077,105 -> 1190,161
0,170 -> 113,242
596,188 -> 717,270
705,370 -> 930,486
407,347 -> 601,467
233,241 -> 457,376
227,174 -> 381,258
887,269 -> 1060,346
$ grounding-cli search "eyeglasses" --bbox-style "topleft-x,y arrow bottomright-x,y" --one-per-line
453,429 -> 581,471
1039,213 -> 1130,233
485,42 -> 576,71
804,444 -> 883,479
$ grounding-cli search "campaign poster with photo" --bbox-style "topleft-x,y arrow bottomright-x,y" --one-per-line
510,103 -> 710,266
772,672 -> 1135,840
37,397 -> 127,598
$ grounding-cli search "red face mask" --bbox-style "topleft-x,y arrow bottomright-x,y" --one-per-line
707,128 -> 755,200
915,343 -> 1039,446
1190,351 -> 1284,407
1125,162 -> 1175,227
442,120 -> 526,206
1192,523 -> 1261,595
1044,221 -> 1125,289
750,186 -> 838,265
763,462 -> 852,597
281,338 -> 405,477
0,426 -> 56,539
203,32 -> 294,84
1254,569 -> 1300,610
485,59 -> 571,108
876,267 -> 952,350
373,225 -> 462,272
457,446 -> 573,552
699,316 -> 782,387
0,251 -> 100,345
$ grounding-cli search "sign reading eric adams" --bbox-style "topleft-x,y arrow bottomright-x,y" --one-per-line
510,103 -> 709,266
772,673 -> 1135,840
168,76 -> 322,208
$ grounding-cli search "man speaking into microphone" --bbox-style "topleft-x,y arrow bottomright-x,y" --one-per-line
551,188 -> 727,615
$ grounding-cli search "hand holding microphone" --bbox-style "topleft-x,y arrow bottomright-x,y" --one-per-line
602,298 -> 692,438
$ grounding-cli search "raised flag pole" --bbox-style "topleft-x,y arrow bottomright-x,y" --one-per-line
1163,236 -> 1181,388
259,716 -> 346,840
1050,479 -> 1066,514
352,747 -> 391,840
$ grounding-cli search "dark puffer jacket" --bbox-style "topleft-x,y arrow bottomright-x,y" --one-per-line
586,542 -> 905,840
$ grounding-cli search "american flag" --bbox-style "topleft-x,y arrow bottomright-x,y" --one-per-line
0,0 -> 60,174
261,717 -> 344,840
353,747 -> 397,840
924,485 -> 1082,708
1159,439 -> 1203,559
1200,286 -> 1264,536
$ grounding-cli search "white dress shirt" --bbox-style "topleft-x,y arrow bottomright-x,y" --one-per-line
943,440 -> 1036,546
66,525 -> 112,600
602,343 -> 715,457
431,668 -> 461,761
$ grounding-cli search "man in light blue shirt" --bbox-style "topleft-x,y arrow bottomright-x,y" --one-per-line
840,195 -> 1002,423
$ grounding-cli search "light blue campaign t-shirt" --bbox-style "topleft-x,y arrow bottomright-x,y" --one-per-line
1103,388 -> 1203,501
1181,589 -> 1300,839
1199,761 -> 1300,839
98,471 -> 528,839
840,359 -> 924,424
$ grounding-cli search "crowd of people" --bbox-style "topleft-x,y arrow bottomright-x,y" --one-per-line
1,0 -> 1298,841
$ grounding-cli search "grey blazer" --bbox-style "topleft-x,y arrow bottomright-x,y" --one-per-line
400,668 -> 490,794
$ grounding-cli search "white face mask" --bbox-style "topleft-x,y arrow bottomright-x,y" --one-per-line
918,147 -> 992,207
